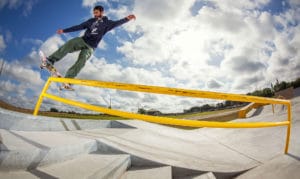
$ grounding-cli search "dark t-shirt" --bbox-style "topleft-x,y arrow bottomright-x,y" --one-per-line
63,16 -> 129,48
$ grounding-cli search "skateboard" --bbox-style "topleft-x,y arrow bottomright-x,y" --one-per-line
39,50 -> 74,91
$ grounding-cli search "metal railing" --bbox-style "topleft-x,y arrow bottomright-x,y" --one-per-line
33,77 -> 292,153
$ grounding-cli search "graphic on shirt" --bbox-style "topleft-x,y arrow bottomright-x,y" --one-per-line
91,19 -> 103,35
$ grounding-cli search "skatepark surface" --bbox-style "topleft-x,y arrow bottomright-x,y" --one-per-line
0,88 -> 300,179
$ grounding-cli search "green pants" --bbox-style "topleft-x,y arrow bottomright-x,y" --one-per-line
48,37 -> 94,78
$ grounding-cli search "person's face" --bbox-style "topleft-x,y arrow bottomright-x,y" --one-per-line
94,9 -> 103,18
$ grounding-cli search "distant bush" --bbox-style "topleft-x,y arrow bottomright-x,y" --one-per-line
50,108 -> 59,112
291,78 -> 300,88
248,77 -> 300,98
248,88 -> 274,97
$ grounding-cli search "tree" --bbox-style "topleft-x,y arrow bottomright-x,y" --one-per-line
216,102 -> 224,109
50,108 -> 59,112
201,104 -> 213,111
262,88 -> 274,97
272,80 -> 291,92
138,108 -> 146,114
225,100 -> 233,107
291,78 -> 300,88
190,106 -> 202,112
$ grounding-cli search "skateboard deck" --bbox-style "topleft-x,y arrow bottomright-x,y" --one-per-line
39,50 -> 74,91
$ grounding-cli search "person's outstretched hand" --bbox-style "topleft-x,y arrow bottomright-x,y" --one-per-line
57,29 -> 64,34
127,14 -> 136,20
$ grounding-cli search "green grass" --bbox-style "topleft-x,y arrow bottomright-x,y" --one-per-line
40,112 -> 128,120
0,99 -> 241,121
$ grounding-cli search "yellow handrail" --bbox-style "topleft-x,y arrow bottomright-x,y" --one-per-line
33,77 -> 292,153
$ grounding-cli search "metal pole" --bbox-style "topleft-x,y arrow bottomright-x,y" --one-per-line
33,78 -> 52,116
284,102 -> 292,154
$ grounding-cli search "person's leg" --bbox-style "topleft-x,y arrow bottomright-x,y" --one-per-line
47,37 -> 87,64
64,47 -> 94,78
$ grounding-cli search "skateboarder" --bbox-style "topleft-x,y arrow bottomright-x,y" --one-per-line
41,5 -> 136,88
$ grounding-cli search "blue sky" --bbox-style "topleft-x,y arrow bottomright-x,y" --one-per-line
0,0 -> 299,113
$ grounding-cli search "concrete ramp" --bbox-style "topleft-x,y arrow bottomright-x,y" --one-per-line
69,128 -> 260,173
236,154 -> 300,179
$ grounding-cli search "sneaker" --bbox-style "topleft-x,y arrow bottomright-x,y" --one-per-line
41,58 -> 54,69
64,83 -> 72,88
61,83 -> 74,91
46,58 -> 54,66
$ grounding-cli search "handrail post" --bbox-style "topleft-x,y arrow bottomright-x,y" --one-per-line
284,102 -> 292,154
33,78 -> 52,116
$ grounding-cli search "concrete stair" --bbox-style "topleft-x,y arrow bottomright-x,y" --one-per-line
121,166 -> 172,179
0,129 -> 97,170
0,153 -> 131,179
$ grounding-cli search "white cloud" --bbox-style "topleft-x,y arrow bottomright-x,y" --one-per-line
22,38 -> 43,46
116,0 -> 300,95
78,56 -> 176,86
209,0 -> 271,12
0,0 -> 38,16
207,79 -> 223,89
0,35 -> 6,52
82,0 -> 107,7
5,30 -> 12,43
133,0 -> 194,22
0,57 -> 45,109
0,0 -> 22,9
98,40 -> 107,50
40,35 -> 81,76
2,60 -> 44,87
0,80 -> 17,95
106,4 -> 130,18
288,0 -> 300,6
40,35 -> 65,55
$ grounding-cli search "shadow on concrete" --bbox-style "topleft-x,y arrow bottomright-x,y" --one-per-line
29,169 -> 59,179
0,133 -> 9,167
111,121 -> 136,129
0,133 -> 8,150
59,119 -> 70,131
250,107 -> 264,117
71,120 -> 82,130
294,88 -> 300,97
287,153 -> 300,161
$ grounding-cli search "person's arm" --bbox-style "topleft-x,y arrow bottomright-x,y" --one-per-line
107,14 -> 136,32
57,19 -> 91,34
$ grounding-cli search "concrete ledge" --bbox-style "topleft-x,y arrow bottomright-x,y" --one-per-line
0,130 -> 98,170
96,139 -> 166,168
86,154 -> 131,179
238,103 -> 265,118
0,154 -> 131,179
186,110 -> 239,122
